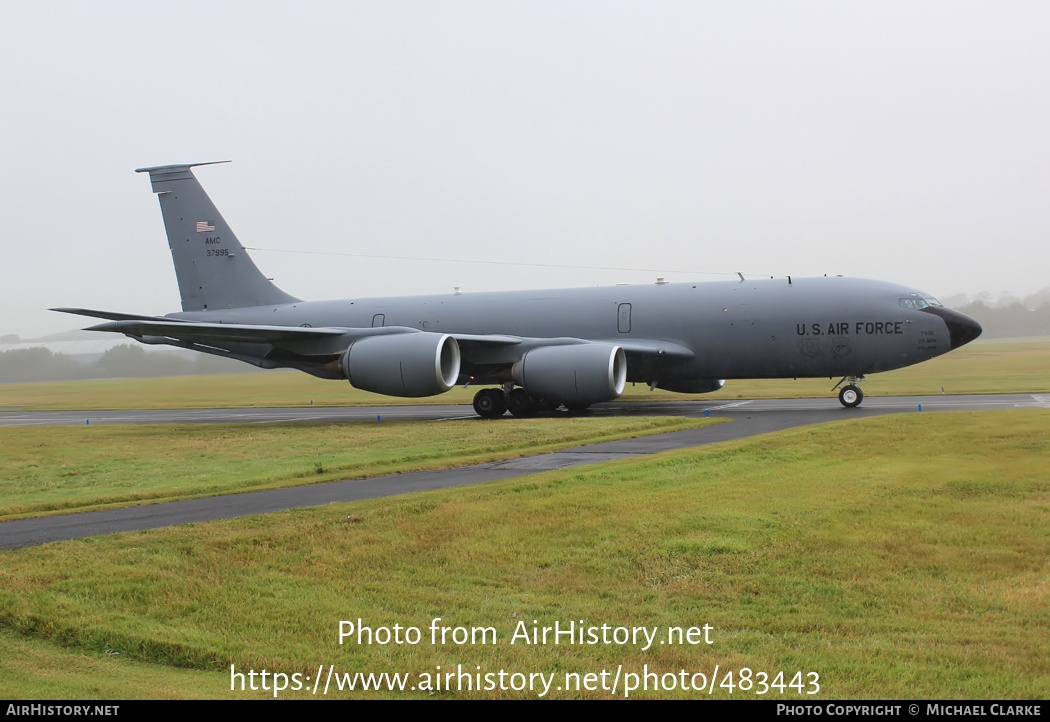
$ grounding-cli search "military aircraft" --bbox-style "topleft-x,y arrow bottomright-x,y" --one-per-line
54,162 -> 982,417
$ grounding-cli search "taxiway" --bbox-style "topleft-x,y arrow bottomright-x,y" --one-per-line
0,394 -> 1044,549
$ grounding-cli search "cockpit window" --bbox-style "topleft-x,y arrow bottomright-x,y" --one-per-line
902,292 -> 943,310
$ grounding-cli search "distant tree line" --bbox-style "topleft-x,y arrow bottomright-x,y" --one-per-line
0,344 -> 259,383
951,301 -> 1050,339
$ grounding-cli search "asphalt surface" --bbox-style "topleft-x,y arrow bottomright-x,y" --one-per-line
1,393 -> 1045,549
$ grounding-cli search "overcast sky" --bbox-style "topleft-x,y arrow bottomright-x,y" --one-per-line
2,1 -> 1047,339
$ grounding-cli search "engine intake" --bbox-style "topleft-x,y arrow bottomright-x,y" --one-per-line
342,333 -> 460,397
512,343 -> 626,405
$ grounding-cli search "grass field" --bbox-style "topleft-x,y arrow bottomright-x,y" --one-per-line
0,416 -> 714,519
0,410 -> 1047,699
2,340 -> 1048,411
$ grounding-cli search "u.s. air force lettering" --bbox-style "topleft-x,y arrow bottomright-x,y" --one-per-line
796,321 -> 905,336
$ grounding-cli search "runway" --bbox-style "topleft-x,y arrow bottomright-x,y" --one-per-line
1,393 -> 1045,426
0,393 -> 1045,550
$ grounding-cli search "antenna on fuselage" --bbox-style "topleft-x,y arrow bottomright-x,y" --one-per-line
737,272 -> 745,282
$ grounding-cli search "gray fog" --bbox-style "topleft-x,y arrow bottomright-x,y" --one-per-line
2,1 -> 1047,339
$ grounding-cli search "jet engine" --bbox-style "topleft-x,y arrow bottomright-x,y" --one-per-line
511,343 -> 626,405
342,333 -> 460,397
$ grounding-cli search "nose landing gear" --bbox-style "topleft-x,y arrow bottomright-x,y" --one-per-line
833,376 -> 865,408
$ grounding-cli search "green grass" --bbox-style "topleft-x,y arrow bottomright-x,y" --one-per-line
0,410 -> 1046,699
0,626 -> 250,699
1,340 -> 1048,411
0,416 -> 714,519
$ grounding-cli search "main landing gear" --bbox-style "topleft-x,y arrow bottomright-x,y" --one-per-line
506,388 -> 537,417
472,388 -> 507,418
833,376 -> 865,408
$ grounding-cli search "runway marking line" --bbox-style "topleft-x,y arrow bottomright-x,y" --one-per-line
705,401 -> 752,411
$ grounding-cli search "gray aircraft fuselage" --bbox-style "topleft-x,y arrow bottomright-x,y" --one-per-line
57,162 -> 982,414
168,275 -> 973,383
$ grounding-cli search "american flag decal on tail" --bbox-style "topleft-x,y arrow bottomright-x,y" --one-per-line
196,220 -> 215,233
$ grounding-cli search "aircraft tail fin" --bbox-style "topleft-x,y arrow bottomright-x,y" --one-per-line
135,162 -> 300,311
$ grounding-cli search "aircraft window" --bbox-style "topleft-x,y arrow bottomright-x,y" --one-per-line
899,298 -> 916,310
918,292 -> 943,307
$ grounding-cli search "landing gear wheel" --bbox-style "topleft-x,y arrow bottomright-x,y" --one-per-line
473,388 -> 507,418
839,384 -> 863,408
534,398 -> 556,414
507,388 -> 537,418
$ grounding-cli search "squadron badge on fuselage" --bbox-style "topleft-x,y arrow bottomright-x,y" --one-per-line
799,338 -> 821,358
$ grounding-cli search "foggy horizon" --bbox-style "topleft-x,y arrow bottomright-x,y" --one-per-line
3,2 -> 1048,339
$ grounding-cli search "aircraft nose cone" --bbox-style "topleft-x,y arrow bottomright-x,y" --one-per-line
948,311 -> 983,349
922,307 -> 982,349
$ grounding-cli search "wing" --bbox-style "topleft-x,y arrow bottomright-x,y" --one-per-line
52,308 -> 692,385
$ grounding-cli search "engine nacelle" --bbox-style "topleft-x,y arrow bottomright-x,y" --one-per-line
659,378 -> 725,394
512,343 -> 626,405
342,333 -> 460,397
